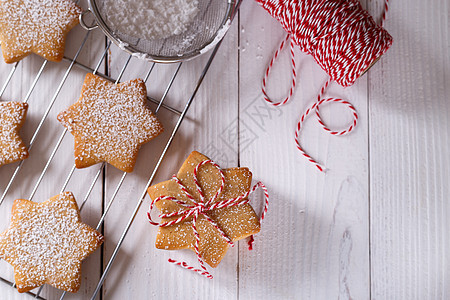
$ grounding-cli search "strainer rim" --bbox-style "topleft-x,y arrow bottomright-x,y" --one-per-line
87,0 -> 236,63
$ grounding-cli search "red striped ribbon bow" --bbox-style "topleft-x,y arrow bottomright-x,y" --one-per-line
147,159 -> 269,279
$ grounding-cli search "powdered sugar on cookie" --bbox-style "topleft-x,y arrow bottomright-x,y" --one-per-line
57,73 -> 164,172
0,101 -> 29,167
0,0 -> 81,63
0,192 -> 103,293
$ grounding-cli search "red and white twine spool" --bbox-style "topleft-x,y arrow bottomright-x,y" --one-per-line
257,0 -> 392,172
147,159 -> 269,279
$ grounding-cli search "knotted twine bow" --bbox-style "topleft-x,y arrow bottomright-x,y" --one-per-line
258,0 -> 392,172
147,159 -> 269,279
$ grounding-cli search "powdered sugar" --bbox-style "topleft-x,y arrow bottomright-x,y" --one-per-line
0,101 -> 28,167
103,0 -> 199,40
199,20 -> 231,54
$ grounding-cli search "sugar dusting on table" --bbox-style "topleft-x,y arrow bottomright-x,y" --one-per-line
103,0 -> 199,40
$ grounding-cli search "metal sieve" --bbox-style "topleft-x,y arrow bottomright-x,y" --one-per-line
80,0 -> 235,63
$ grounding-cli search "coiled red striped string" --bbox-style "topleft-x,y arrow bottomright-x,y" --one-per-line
147,159 -> 269,279
257,0 -> 392,172
294,79 -> 358,172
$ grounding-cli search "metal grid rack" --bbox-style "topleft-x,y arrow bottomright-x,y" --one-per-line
0,0 -> 239,298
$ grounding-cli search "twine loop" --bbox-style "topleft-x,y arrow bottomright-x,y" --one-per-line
262,35 -> 297,106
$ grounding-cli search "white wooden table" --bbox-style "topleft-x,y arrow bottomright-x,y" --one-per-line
0,0 -> 448,299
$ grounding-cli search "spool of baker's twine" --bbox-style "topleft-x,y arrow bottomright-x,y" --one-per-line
258,0 -> 393,172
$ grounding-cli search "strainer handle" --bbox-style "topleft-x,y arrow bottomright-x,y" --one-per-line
79,10 -> 98,31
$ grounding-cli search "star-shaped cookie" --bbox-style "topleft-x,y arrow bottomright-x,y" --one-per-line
0,101 -> 29,167
57,73 -> 164,173
147,151 -> 261,268
0,0 -> 81,63
0,191 -> 103,293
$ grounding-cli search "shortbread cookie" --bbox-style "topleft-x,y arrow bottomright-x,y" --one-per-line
0,101 -> 29,167
147,151 -> 261,268
57,73 -> 164,173
0,191 -> 104,293
0,0 -> 81,63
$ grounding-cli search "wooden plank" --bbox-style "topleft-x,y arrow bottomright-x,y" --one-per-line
368,0 -> 450,298
100,18 -> 241,299
237,0 -> 371,299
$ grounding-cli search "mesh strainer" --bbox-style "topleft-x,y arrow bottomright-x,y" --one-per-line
81,0 -> 235,62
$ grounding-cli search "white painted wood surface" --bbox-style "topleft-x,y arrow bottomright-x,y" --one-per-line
0,0 -> 448,299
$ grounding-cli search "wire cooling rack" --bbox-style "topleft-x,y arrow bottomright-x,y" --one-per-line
0,0 -> 239,298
